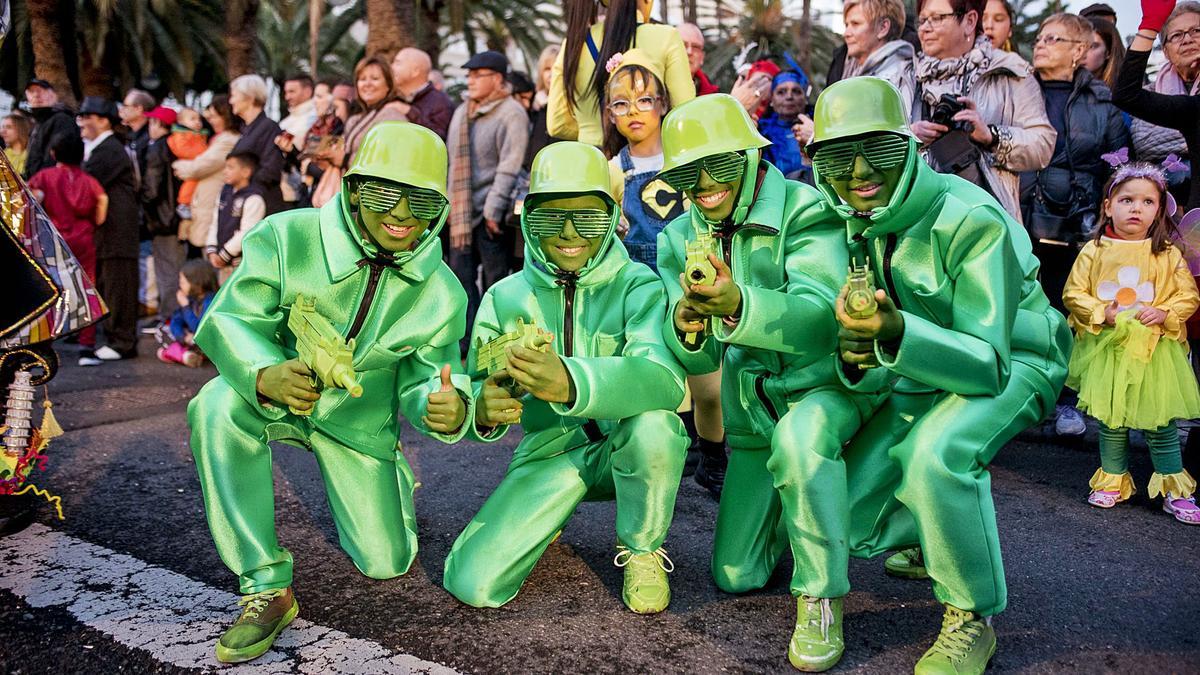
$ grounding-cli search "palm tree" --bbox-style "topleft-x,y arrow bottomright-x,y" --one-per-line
25,0 -> 75,103
226,0 -> 260,77
365,0 -> 415,59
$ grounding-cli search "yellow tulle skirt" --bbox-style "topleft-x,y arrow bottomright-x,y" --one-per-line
1067,312 -> 1200,430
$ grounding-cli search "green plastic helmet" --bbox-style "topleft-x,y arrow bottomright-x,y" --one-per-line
808,77 -> 915,151
345,122 -> 448,198
660,94 -> 769,173
526,141 -> 615,204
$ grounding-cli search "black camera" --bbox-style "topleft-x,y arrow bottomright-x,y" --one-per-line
929,93 -> 968,131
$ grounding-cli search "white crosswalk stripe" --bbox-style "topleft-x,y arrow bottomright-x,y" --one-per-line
0,524 -> 459,674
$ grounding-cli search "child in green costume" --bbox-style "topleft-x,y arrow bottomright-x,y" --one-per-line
187,123 -> 473,664
442,141 -> 689,614
809,78 -> 1071,675
655,93 -> 884,672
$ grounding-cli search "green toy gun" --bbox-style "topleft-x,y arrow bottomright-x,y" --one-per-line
287,294 -> 363,415
475,318 -> 553,378
844,263 -> 878,370
683,232 -> 718,346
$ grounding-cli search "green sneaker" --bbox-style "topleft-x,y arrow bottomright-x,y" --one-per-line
914,605 -> 996,675
614,546 -> 673,614
884,547 -> 929,580
787,595 -> 844,672
215,587 -> 299,663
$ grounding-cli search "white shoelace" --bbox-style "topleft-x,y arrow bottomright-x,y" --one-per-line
613,546 -> 675,573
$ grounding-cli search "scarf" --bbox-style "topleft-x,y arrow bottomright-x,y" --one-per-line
449,89 -> 511,245
916,35 -> 993,108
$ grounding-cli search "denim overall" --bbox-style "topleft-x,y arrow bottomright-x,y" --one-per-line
619,147 -> 686,271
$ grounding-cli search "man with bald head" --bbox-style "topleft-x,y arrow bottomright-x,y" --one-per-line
391,47 -> 455,139
678,23 -> 719,95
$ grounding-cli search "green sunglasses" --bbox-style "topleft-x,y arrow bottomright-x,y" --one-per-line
811,135 -> 909,179
658,151 -> 745,193
357,181 -> 447,221
525,207 -> 613,239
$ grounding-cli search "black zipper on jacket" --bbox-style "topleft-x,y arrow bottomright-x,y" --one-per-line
555,271 -> 602,442
346,257 -> 389,341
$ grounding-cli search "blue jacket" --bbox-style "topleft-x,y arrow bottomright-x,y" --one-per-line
169,293 -> 214,341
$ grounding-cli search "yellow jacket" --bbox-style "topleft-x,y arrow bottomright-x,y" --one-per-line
548,21 -> 696,147
1063,237 -> 1199,343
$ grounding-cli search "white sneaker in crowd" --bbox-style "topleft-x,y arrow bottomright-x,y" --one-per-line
94,346 -> 127,362
77,349 -> 102,367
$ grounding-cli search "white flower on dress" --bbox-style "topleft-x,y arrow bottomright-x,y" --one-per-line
1097,265 -> 1154,310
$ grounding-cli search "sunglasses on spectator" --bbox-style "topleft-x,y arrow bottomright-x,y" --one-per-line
608,95 -> 661,117
357,181 -> 446,221
525,207 -> 613,239
658,152 -> 745,192
1166,26 -> 1200,44
812,135 -> 909,179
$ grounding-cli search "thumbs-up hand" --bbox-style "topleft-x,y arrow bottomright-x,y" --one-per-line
424,364 -> 466,433
684,253 -> 742,318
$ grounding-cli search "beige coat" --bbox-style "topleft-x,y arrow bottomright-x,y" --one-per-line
174,131 -> 239,247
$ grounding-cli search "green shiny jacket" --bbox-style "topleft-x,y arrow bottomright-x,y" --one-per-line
815,152 -> 1071,400
658,161 -> 878,443
466,236 -> 686,465
193,192 -> 473,460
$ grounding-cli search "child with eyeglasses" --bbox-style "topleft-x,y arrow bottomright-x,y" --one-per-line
443,141 -> 690,615
655,93 -> 884,672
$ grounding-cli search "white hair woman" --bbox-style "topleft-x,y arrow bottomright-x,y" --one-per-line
228,74 -> 285,214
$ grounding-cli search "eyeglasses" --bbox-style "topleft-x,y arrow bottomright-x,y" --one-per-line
357,181 -> 447,221
812,135 -> 909,179
525,207 -> 613,239
1034,34 -> 1084,47
658,152 -> 745,192
608,95 -> 660,117
916,11 -> 961,28
1166,25 -> 1200,44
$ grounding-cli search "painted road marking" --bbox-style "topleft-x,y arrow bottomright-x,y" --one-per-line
0,524 -> 459,674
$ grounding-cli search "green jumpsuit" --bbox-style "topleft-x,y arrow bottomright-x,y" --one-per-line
658,156 -> 883,599
815,154 -> 1072,616
188,190 -> 471,595
442,208 -> 689,609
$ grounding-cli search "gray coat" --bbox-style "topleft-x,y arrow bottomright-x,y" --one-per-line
447,97 -> 530,225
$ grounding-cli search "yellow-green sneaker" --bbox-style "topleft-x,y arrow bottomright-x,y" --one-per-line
884,546 -> 929,580
914,605 -> 996,675
614,546 -> 673,614
787,595 -> 844,672
215,587 -> 299,663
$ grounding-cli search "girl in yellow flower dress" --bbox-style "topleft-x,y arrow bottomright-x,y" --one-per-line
1063,162 -> 1200,525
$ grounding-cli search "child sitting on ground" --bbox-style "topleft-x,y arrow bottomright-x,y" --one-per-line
157,259 -> 218,368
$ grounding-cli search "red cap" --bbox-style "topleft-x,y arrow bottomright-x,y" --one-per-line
145,106 -> 177,126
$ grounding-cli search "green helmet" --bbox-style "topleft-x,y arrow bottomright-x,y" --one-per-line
345,122 -> 448,198
660,94 -> 769,173
526,141 -> 615,205
808,77 -> 915,151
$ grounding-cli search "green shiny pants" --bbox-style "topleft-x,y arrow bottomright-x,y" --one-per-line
843,362 -> 1052,617
188,377 -> 419,594
711,388 -> 869,598
443,410 -> 688,608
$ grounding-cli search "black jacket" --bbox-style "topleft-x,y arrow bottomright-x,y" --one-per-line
24,105 -> 78,179
85,135 -> 140,259
1114,48 -> 1200,210
406,83 -> 455,140
141,138 -> 179,237
1023,69 -> 1129,225
230,112 -> 285,215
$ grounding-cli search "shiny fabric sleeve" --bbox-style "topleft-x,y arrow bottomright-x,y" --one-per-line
1159,247 -> 1200,342
194,220 -> 289,419
396,297 -> 474,444
876,207 -> 1019,396
552,273 -> 687,420
547,44 -> 581,141
717,219 -> 841,365
463,287 -> 511,443
656,224 -> 723,375
1062,242 -> 1107,334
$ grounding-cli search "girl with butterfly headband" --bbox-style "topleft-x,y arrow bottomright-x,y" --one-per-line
1063,150 -> 1200,525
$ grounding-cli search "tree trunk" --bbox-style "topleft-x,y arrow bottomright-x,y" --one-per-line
366,0 -> 414,61
419,0 -> 443,62
77,38 -> 116,99
798,0 -> 813,71
225,0 -> 260,79
686,0 -> 698,24
309,0 -> 322,77
27,0 -> 75,105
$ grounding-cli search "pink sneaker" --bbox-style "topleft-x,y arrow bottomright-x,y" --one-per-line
1088,490 -> 1122,508
1163,494 -> 1200,525
157,341 -> 188,365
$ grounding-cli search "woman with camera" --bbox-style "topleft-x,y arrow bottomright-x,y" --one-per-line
910,0 -> 1055,222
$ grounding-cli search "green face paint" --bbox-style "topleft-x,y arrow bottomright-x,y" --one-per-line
826,150 -> 906,213
350,179 -> 439,252
687,166 -> 745,223
533,195 -> 610,272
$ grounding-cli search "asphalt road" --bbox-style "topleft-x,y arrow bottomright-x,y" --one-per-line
1,336 -> 1198,674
